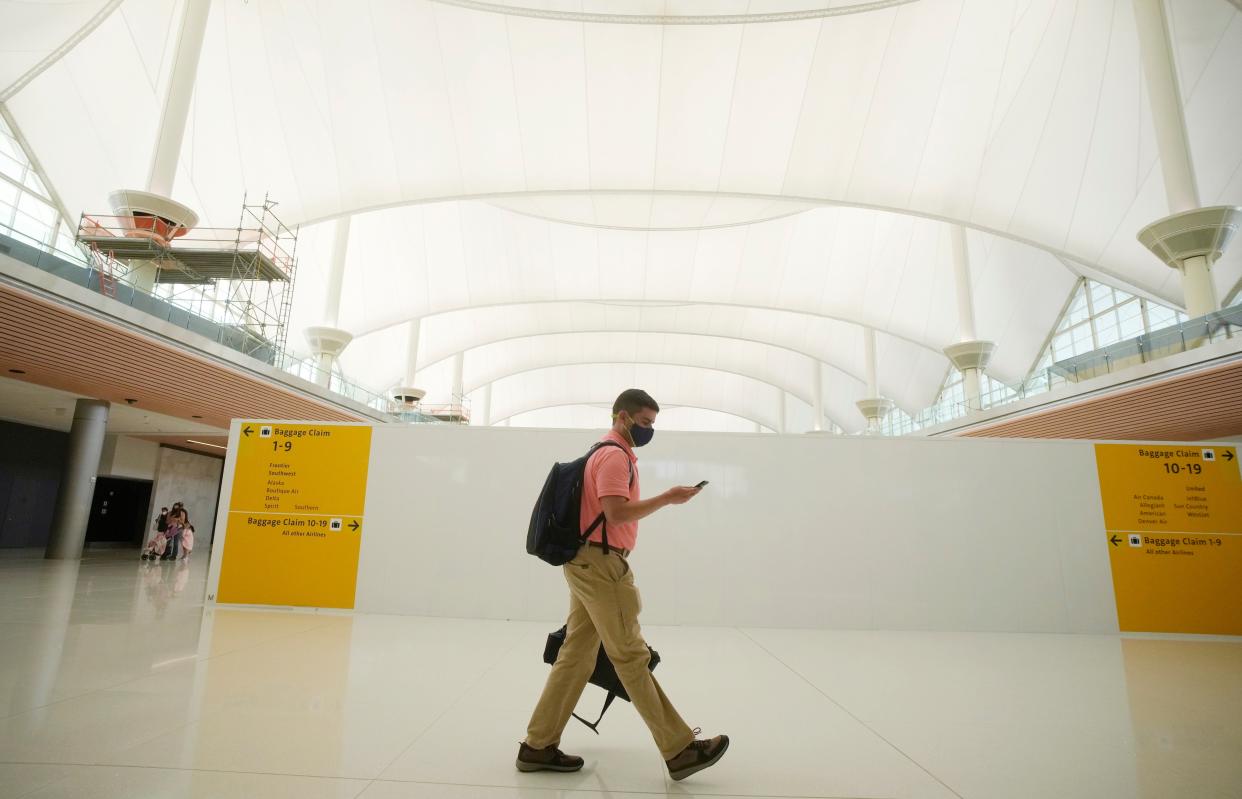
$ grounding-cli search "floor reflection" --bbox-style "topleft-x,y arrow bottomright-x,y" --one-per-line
1122,636 -> 1242,799
0,550 -> 1239,798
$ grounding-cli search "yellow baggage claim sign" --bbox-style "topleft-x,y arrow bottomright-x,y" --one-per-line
217,422 -> 373,609
1095,443 -> 1241,635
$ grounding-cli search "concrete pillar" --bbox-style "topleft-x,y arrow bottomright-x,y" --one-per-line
45,399 -> 110,560
147,0 -> 212,197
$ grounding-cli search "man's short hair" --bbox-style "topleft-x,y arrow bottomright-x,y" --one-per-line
613,388 -> 660,417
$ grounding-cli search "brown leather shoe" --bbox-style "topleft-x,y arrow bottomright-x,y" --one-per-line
516,742 -> 585,773
666,728 -> 730,781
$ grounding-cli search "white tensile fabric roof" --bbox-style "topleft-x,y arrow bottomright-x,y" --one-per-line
4,0 -> 1240,431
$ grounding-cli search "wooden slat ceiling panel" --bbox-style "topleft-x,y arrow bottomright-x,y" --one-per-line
0,284 -> 366,430
959,359 -> 1242,441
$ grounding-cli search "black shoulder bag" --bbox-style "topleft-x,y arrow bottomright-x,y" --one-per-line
542,626 -> 661,733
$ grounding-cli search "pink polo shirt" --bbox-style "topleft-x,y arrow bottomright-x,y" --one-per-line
581,431 -> 641,552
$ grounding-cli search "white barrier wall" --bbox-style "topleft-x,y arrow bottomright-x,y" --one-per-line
209,424 -> 1121,634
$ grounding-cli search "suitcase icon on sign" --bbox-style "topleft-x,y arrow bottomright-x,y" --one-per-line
329,518 -> 343,531
260,426 -> 273,438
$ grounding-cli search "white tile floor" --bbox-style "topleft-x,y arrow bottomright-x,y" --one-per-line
0,549 -> 1239,799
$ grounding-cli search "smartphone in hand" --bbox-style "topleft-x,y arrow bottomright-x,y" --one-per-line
695,480 -> 709,489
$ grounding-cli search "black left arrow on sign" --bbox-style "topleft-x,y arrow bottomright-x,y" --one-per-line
243,425 -> 253,437
349,520 -> 360,532
1110,534 -> 1122,547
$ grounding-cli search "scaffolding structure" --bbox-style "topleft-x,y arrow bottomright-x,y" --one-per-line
415,396 -> 472,424
76,194 -> 299,360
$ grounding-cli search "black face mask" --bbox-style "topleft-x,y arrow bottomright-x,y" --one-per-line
630,423 -> 654,448
620,414 -> 654,448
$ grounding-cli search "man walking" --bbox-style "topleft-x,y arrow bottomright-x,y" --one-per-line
518,389 -> 729,782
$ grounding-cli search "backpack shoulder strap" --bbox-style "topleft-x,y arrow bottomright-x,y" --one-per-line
590,441 -> 633,486
583,441 -> 633,555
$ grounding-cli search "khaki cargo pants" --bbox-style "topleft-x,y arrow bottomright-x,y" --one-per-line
525,544 -> 695,761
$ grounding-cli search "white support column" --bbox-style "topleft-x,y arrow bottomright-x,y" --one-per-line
404,319 -> 421,387
147,0 -> 212,197
477,383 -> 492,427
951,225 -> 977,341
864,328 -> 878,396
107,0 -> 208,292
451,352 -> 465,403
304,216 -> 353,388
323,216 -> 350,327
944,226 -> 996,412
1132,0 -> 1239,318
812,362 -> 824,432
303,327 -> 352,389
391,319 -> 425,413
856,328 -> 894,434
1132,0 -> 1198,216
1179,255 -> 1215,317
778,390 -> 787,434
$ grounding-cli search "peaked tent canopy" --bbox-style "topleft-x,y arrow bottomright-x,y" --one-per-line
4,0 -> 1240,431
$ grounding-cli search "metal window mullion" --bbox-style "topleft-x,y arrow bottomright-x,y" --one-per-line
38,210 -> 57,251
1084,280 -> 1100,350
0,170 -> 52,205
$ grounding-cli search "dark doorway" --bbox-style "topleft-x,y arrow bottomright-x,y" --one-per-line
86,477 -> 153,547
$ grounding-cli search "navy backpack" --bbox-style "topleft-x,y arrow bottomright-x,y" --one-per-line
526,441 -> 632,565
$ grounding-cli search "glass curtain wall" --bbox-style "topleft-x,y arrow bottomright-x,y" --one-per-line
0,115 -> 84,265
880,279 -> 1192,436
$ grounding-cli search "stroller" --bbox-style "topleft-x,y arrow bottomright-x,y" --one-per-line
140,533 -> 168,561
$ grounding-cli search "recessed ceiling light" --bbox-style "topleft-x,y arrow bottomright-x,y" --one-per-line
186,439 -> 227,450
7,369 -> 25,374
192,415 -> 203,419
